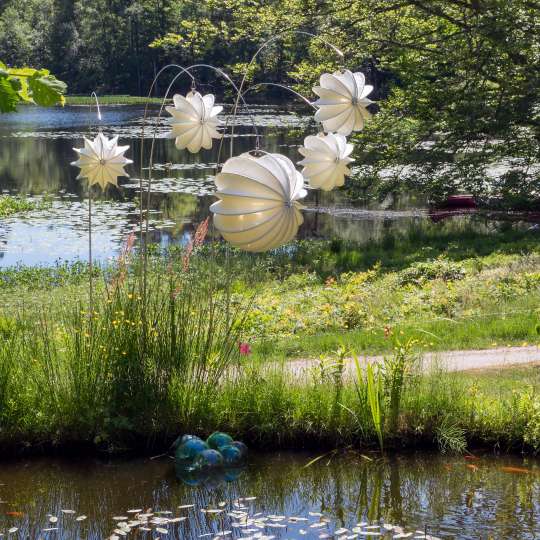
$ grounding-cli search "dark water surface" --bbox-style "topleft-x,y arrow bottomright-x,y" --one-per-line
0,452 -> 538,539
0,104 -> 437,267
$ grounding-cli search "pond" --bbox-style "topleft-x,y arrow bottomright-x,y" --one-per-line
0,103 -> 474,268
0,452 -> 539,539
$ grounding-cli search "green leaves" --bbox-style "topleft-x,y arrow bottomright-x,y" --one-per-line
0,62 -> 66,113
27,71 -> 67,107
0,76 -> 19,113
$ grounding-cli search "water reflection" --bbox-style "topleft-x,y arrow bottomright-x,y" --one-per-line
0,105 -> 534,267
0,105 -> 438,267
0,453 -> 538,539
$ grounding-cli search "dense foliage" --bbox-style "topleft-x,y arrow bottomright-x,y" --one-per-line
0,62 -> 66,112
1,0 -> 539,203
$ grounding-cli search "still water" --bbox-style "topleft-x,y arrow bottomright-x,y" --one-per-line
0,104 -> 437,267
0,452 -> 538,539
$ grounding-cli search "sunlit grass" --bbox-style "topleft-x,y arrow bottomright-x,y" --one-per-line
66,95 -> 167,105
0,224 -> 539,453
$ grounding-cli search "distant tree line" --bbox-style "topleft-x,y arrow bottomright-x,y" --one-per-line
1,0 -> 539,207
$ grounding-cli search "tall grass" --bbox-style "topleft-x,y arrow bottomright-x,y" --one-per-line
0,236 -> 250,448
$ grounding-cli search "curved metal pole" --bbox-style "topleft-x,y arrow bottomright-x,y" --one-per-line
185,63 -> 261,172
140,62 -> 261,299
86,91 -> 102,321
242,82 -> 317,110
230,30 -> 344,156
90,91 -> 102,121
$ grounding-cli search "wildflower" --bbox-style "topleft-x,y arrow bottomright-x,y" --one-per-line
239,342 -> 252,356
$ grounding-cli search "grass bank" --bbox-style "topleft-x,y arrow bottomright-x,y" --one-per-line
3,223 -> 540,358
0,222 -> 539,455
66,95 -> 167,105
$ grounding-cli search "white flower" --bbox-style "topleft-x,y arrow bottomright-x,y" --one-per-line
210,152 -> 306,252
313,70 -> 373,135
298,133 -> 354,191
71,133 -> 132,190
165,91 -> 223,153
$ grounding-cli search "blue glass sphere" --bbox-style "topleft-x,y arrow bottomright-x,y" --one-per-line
219,444 -> 243,465
175,438 -> 208,461
193,449 -> 224,469
172,434 -> 200,450
207,431 -> 233,450
231,440 -> 248,457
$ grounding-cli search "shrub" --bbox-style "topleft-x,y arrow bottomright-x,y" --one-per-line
397,258 -> 466,286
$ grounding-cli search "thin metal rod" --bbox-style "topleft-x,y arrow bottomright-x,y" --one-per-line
90,91 -> 102,121
138,64 -> 195,304
88,189 -> 93,314
242,82 -> 317,109
230,30 -> 344,155
185,63 -> 260,171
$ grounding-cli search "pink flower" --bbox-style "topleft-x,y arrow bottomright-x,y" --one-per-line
239,342 -> 252,356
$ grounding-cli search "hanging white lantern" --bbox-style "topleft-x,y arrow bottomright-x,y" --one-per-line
298,133 -> 354,191
313,70 -> 373,135
210,152 -> 307,252
71,133 -> 132,190
165,91 -> 222,153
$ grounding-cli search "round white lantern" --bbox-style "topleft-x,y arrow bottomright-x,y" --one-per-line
313,70 -> 373,135
166,91 -> 222,153
298,133 -> 354,191
71,133 -> 132,190
210,152 -> 307,252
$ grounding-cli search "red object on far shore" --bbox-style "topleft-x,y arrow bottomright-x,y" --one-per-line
442,194 -> 477,209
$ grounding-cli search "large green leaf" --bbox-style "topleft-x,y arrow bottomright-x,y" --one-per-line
27,71 -> 67,107
0,75 -> 19,113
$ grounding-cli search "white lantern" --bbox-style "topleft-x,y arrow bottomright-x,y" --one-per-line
298,133 -> 354,191
71,133 -> 132,190
210,152 -> 307,252
165,91 -> 222,153
313,70 -> 373,135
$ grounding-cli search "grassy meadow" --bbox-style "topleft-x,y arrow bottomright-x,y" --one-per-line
66,95 -> 166,106
0,221 -> 539,454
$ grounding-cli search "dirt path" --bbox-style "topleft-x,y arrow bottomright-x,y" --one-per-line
286,345 -> 540,376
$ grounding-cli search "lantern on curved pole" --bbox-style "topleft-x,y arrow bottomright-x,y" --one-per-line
298,132 -> 354,191
210,152 -> 306,252
313,70 -> 373,135
165,91 -> 223,153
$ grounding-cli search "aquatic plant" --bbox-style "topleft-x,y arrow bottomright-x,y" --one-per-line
0,195 -> 49,217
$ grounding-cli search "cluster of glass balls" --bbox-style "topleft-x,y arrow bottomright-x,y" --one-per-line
173,432 -> 248,471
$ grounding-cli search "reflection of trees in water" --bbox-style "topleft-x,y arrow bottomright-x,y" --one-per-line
0,454 -> 538,539
0,138 -> 77,195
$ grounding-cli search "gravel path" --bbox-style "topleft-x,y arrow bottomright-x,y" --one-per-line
286,345 -> 540,376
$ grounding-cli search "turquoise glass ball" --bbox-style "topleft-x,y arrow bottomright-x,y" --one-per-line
207,431 -> 233,450
172,434 -> 200,450
193,449 -> 224,469
231,440 -> 248,457
175,438 -> 208,461
219,444 -> 243,465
